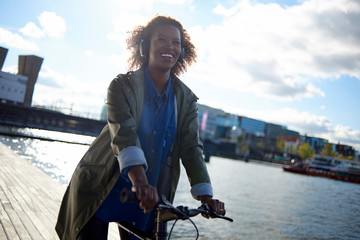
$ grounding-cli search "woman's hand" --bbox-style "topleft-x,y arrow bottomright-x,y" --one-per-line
198,195 -> 226,216
131,184 -> 158,213
128,165 -> 158,213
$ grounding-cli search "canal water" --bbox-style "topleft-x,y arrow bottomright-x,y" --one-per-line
1,128 -> 359,239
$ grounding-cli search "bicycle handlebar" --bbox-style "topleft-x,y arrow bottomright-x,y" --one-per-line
120,188 -> 233,222
120,187 -> 139,203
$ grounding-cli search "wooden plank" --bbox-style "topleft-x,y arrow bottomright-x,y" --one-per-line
0,142 -> 119,240
0,184 -> 32,240
0,197 -> 20,240
0,172 -> 44,239
0,147 -> 63,239
0,222 -> 8,240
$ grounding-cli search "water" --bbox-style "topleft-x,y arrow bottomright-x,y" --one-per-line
1,129 -> 360,239
0,127 -> 93,185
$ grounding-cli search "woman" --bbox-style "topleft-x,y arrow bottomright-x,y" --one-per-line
56,15 -> 226,240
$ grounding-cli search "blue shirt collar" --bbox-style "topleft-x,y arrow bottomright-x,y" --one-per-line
144,67 -> 172,102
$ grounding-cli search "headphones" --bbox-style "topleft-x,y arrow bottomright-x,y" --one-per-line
140,39 -> 185,62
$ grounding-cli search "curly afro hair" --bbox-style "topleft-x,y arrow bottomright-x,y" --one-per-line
126,15 -> 197,76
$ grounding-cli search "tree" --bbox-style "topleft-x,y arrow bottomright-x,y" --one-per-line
321,143 -> 336,157
298,142 -> 314,159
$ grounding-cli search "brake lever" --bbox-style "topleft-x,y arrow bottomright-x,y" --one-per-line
160,195 -> 172,206
200,204 -> 234,222
208,212 -> 234,222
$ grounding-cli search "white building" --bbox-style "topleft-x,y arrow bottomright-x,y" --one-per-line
0,71 -> 28,104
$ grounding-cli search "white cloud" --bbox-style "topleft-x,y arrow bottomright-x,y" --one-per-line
35,66 -> 107,117
213,2 -> 242,17
38,66 -> 78,88
1,65 -> 18,74
85,50 -> 93,56
332,125 -> 360,145
111,0 -> 153,11
19,11 -> 66,39
0,11 -> 65,51
158,0 -> 193,5
0,28 -> 39,51
108,0 -> 194,45
107,12 -> 150,49
19,22 -> 45,38
111,0 -> 192,10
38,11 -> 66,38
188,0 -> 360,102
109,53 -> 129,73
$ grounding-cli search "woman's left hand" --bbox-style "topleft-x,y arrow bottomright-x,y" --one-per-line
198,195 -> 226,216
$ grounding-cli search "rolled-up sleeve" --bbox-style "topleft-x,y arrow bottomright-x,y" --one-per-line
117,146 -> 148,173
190,183 -> 213,199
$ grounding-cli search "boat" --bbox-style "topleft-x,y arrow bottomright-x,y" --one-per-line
283,155 -> 360,184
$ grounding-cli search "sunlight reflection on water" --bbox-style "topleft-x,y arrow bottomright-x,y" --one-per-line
0,129 -> 93,185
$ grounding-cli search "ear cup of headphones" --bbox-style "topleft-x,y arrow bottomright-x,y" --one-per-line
140,39 -> 146,57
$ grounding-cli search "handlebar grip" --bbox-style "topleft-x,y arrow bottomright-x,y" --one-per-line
120,188 -> 139,203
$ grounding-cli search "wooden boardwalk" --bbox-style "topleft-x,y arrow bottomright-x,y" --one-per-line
0,142 -> 119,239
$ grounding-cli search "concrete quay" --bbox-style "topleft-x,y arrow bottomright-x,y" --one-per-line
0,142 -> 119,239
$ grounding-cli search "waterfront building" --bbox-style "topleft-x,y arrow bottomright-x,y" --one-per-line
278,135 -> 303,155
335,143 -> 355,158
0,71 -> 27,104
266,123 -> 299,139
0,46 -> 43,107
0,47 -> 8,69
198,104 -> 241,160
238,116 -> 266,137
198,104 -> 221,140
302,135 -> 328,154
355,151 -> 360,161
198,104 -> 240,142
215,113 -> 239,143
18,55 -> 43,106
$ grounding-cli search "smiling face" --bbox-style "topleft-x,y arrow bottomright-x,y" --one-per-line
147,24 -> 182,74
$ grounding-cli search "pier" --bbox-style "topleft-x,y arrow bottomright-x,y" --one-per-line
0,142 -> 119,239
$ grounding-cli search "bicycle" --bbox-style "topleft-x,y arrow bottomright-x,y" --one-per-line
117,188 -> 233,240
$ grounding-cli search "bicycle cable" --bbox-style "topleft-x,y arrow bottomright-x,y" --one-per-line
167,217 -> 199,240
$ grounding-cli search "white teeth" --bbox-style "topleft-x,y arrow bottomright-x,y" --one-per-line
161,53 -> 173,58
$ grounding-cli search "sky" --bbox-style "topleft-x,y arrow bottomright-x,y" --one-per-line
1,0 -> 360,152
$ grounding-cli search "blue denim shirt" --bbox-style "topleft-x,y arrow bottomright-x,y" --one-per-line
95,67 -> 175,234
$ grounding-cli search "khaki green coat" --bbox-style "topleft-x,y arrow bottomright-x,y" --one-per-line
55,67 -> 211,239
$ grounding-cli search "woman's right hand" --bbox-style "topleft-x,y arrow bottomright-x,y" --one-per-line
128,165 -> 158,213
131,184 -> 158,213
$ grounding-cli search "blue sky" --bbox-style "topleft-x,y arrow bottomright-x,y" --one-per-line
1,0 -> 359,152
